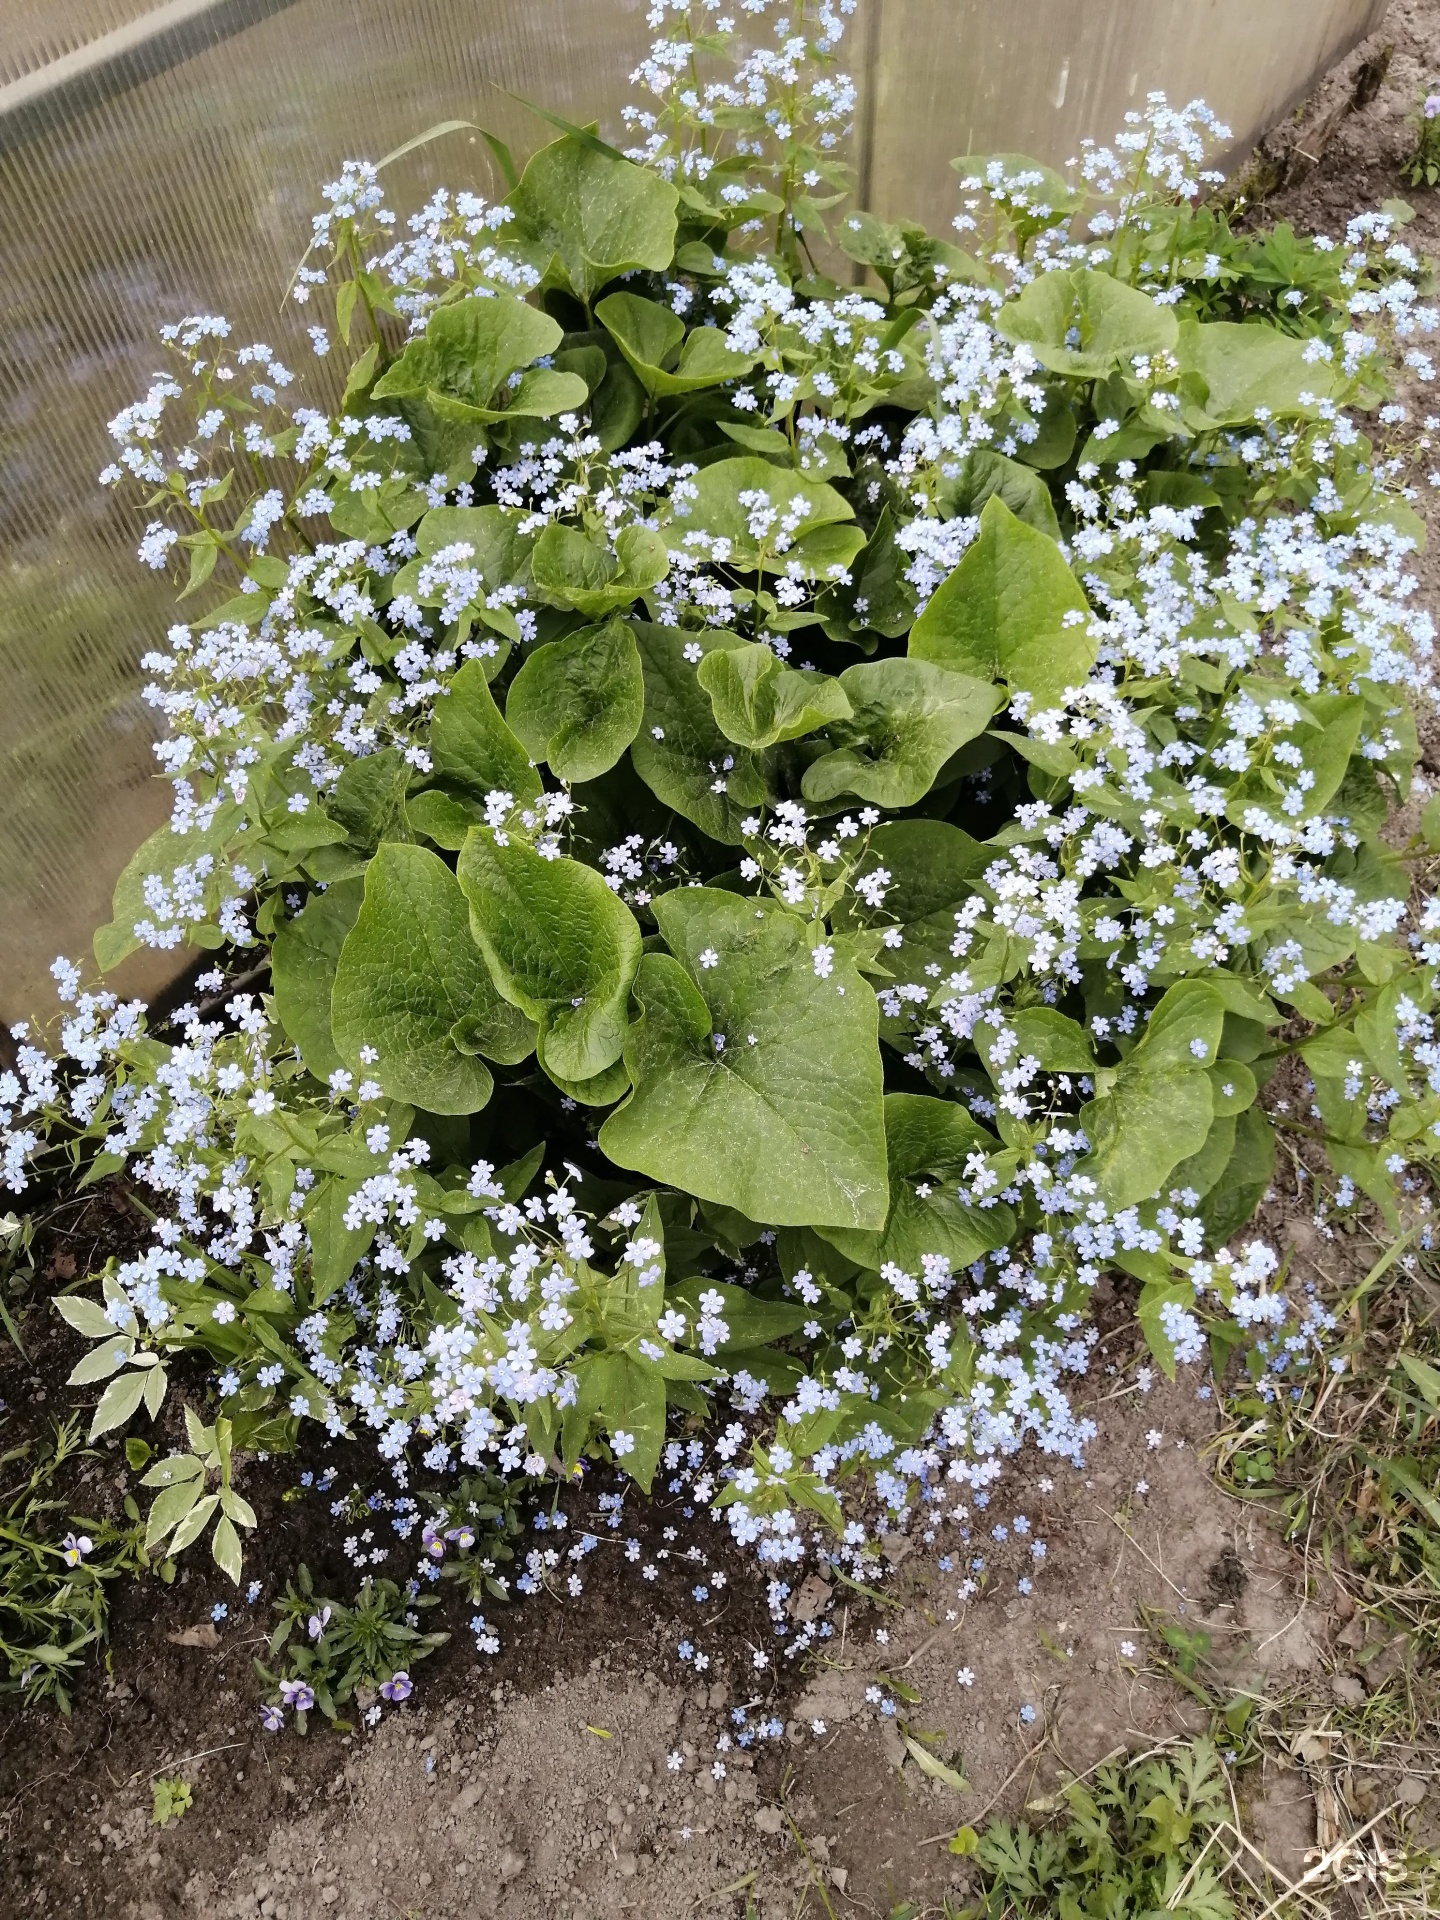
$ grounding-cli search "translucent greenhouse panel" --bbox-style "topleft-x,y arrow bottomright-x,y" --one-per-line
862,0 -> 1392,237
0,0 -> 1388,1022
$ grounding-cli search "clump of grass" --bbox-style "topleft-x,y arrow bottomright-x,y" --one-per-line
949,1738 -> 1235,1920
1207,1220 -> 1440,1912
0,1416 -> 142,1711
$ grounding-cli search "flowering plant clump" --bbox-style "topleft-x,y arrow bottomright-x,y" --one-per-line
254,1561 -> 446,1733
1405,83 -> 1440,190
6,0 -> 1440,1619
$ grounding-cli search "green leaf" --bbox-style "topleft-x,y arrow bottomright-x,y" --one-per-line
145,1475 -> 203,1551
909,495 -> 1093,707
1207,1060 -> 1257,1115
412,502 -> 537,591
669,457 -> 860,577
994,267 -> 1179,377
630,623 -> 777,843
67,1340 -> 135,1386
801,658 -> 1000,808
89,1367 -> 149,1441
168,1492 -> 220,1556
937,448 -> 1060,539
271,878 -> 365,1080
212,1515 -> 244,1585
596,291 -> 754,395
1201,1107 -> 1275,1244
1167,1114 -> 1237,1205
404,789 -> 486,851
952,152 -> 1081,222
505,617 -> 645,782
305,1176 -> 377,1306
93,804 -> 242,971
832,818 -> 994,1040
817,504 -> 916,642
667,1276 -> 807,1352
1398,1349 -> 1440,1411
531,522 -> 670,619
1009,1007 -> 1095,1071
457,829 -> 641,1082
259,811 -> 349,858
1179,318 -> 1343,424
1079,981 -> 1225,1210
589,357 -> 647,450
901,1731 -> 970,1793
430,658 -> 542,805
543,1055 -> 632,1106
592,1352 -> 667,1492
331,843 -> 505,1114
373,293 -> 583,421
818,1093 -> 1013,1272
599,890 -> 888,1231
54,1296 -> 125,1341
697,642 -> 853,750
328,749 -> 412,850
1137,1277 -> 1199,1381
508,133 -> 680,303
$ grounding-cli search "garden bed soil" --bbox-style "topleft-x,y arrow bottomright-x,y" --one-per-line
9,3 -> 1440,1912
0,1196 -> 1342,1920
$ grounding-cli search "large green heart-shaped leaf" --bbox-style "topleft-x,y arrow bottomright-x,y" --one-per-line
457,829 -> 642,1082
1179,318 -> 1345,424
668,456 -> 860,576
832,819 -> 995,1042
1078,980 -> 1226,1209
817,1092 -> 1013,1272
817,504 -> 916,644
697,641 -> 852,749
909,495 -> 1093,707
936,448 -> 1059,540
373,293 -> 587,421
414,502 -> 536,578
504,616 -> 645,783
328,749 -> 413,850
596,291 -> 754,396
271,878 -> 364,1079
531,522 -> 669,619
801,658 -> 1000,808
629,623 -> 777,843
508,134 -> 680,304
429,659 -> 541,805
93,802 -> 243,971
599,890 -> 888,1230
331,843 -> 507,1114
994,267 -> 1179,377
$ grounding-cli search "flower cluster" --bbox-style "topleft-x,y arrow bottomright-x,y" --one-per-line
8,23 -> 1440,1613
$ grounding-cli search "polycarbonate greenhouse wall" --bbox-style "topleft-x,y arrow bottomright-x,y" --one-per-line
0,0 -> 1389,1024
